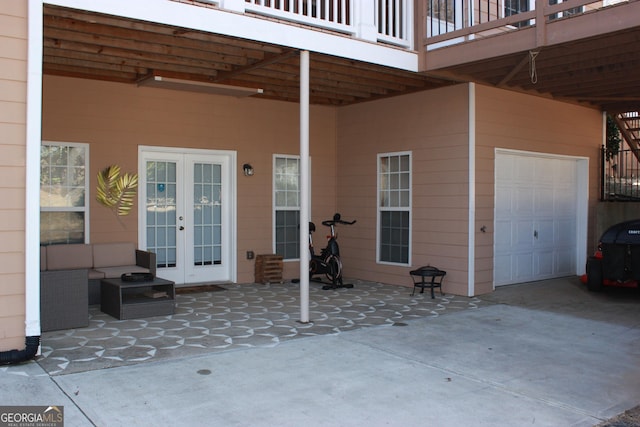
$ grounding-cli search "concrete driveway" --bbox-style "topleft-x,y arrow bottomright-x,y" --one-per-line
1,277 -> 639,426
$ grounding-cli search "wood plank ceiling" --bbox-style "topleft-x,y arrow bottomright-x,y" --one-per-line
422,1 -> 640,115
42,4 -> 640,113
42,5 -> 455,106
428,29 -> 640,114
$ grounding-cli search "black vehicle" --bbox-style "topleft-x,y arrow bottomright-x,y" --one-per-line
585,219 -> 640,291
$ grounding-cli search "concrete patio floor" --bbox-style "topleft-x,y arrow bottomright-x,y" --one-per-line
36,280 -> 482,375
1,277 -> 639,426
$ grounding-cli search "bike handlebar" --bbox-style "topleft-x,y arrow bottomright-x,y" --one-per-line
321,213 -> 356,227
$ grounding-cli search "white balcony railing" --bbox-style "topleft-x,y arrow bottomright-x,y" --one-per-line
191,0 -> 413,48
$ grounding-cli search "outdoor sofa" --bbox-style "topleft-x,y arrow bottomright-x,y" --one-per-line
40,242 -> 156,331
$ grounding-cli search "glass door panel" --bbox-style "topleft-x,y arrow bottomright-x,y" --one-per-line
193,163 -> 222,266
146,161 -> 178,269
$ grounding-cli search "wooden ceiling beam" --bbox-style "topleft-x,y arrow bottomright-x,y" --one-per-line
42,40 -> 230,79
214,49 -> 299,83
43,10 -> 271,62
43,63 -> 135,83
42,46 -> 219,79
496,52 -> 532,87
44,27 -> 246,70
45,5 -> 284,55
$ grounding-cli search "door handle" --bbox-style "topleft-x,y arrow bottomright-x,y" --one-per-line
534,230 -> 538,239
179,226 -> 185,231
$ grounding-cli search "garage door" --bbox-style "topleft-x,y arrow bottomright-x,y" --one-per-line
494,151 -> 581,286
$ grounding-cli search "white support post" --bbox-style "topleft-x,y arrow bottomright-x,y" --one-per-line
26,0 -> 44,338
299,50 -> 310,323
467,83 -> 476,297
353,1 -> 378,42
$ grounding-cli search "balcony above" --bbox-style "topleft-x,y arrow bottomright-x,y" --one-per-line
418,0 -> 640,113
43,1 -> 454,106
42,0 -> 640,111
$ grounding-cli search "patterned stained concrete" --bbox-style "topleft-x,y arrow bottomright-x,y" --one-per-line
33,280 -> 482,376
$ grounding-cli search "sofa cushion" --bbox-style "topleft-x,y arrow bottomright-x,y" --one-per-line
88,269 -> 105,280
92,242 -> 136,268
94,265 -> 151,279
46,244 -> 93,271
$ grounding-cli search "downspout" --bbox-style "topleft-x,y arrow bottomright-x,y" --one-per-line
0,0 -> 44,365
0,337 -> 41,366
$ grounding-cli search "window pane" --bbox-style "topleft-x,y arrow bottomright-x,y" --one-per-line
378,152 -> 411,264
400,154 -> 410,171
40,143 -> 88,245
40,212 -> 85,245
379,211 -> 409,263
275,210 -> 300,259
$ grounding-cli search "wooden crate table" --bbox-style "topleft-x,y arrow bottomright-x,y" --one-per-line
255,254 -> 283,284
100,277 -> 175,320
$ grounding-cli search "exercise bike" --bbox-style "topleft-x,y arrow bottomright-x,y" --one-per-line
308,213 -> 356,290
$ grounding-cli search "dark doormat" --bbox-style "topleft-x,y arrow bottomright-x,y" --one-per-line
176,284 -> 227,294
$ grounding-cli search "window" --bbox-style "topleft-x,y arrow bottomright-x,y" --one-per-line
548,0 -> 583,20
274,155 -> 300,260
504,0 -> 531,27
377,152 -> 411,265
40,142 -> 89,245
428,0 -> 457,24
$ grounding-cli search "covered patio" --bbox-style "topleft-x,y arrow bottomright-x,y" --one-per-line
36,280 -> 482,375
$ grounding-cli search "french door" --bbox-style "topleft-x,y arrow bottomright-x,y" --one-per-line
138,147 -> 236,285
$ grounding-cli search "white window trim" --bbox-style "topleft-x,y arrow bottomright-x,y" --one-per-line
272,154 -> 312,261
41,140 -> 90,244
376,150 -> 412,266
273,154 -> 301,261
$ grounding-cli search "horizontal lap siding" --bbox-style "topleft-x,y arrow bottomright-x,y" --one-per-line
474,84 -> 602,294
0,2 -> 28,351
337,85 -> 472,295
42,76 -> 337,284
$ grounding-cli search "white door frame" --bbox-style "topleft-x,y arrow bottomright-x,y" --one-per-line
493,148 -> 589,288
138,146 -> 237,285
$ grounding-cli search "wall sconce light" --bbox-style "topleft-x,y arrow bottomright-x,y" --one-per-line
243,164 -> 254,176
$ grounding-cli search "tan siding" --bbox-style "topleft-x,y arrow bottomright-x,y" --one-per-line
337,83 -> 602,297
474,84 -> 602,294
42,76 -> 338,284
336,84 -> 472,295
0,274 -> 24,296
0,1 -> 27,351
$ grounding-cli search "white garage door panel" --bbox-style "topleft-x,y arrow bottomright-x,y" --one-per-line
534,220 -> 555,245
494,219 -> 512,244
494,151 -> 581,286
515,220 -> 534,247
556,223 -> 574,247
515,188 -> 535,215
555,249 -> 575,275
494,254 -> 512,284
534,251 -> 554,276
516,253 -> 534,279
535,188 -> 554,215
